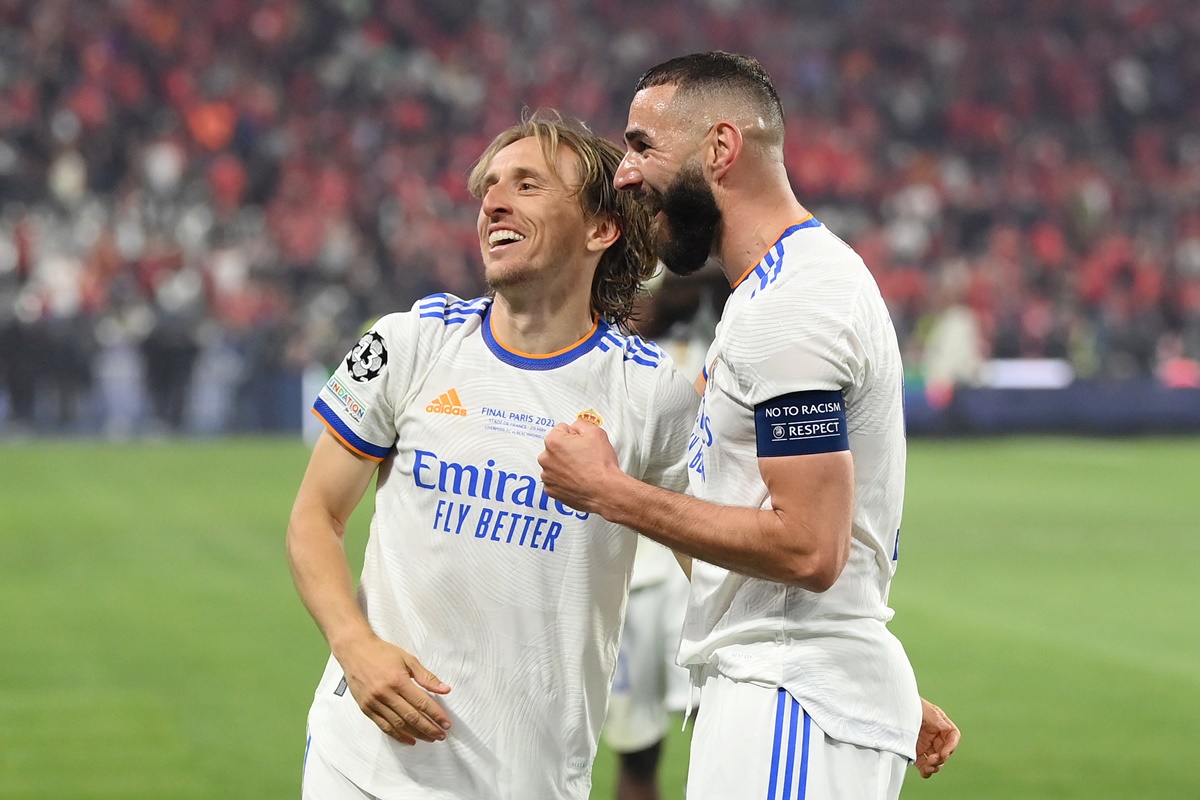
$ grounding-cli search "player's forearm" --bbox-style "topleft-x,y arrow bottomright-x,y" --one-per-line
597,474 -> 843,590
286,512 -> 375,657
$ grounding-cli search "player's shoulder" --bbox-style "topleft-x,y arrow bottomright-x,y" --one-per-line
779,224 -> 868,291
593,325 -> 671,371
719,224 -> 876,361
593,325 -> 698,407
738,225 -> 871,316
351,295 -> 489,370
410,293 -> 492,326
367,293 -> 491,342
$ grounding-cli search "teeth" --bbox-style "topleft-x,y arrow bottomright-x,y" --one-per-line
488,230 -> 525,245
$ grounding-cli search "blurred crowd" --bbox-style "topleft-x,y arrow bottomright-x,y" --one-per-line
2,0 -> 1200,434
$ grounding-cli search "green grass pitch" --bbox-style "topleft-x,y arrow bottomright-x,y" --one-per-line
1,437 -> 1197,799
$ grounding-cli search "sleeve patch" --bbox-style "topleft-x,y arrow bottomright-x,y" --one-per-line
346,330 -> 388,381
755,390 -> 848,457
324,376 -> 369,423
313,399 -> 392,461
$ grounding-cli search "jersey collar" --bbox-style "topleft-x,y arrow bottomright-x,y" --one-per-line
730,215 -> 821,290
482,303 -> 609,371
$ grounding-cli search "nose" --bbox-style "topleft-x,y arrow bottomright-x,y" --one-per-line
481,182 -> 510,217
614,154 -> 642,192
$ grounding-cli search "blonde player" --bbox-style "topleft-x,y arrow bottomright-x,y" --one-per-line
540,52 -> 960,800
288,114 -> 699,799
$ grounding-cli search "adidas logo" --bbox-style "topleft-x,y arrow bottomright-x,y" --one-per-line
425,388 -> 467,416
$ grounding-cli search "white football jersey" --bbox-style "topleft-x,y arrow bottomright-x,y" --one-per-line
629,320 -> 711,590
307,294 -> 698,799
678,219 -> 922,760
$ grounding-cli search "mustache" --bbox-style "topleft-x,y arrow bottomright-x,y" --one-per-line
631,188 -> 663,216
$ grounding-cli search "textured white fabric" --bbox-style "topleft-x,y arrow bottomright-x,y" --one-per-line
301,731 -> 378,800
306,294 -> 698,800
678,220 -> 922,760
628,322 -> 710,590
685,673 -> 907,800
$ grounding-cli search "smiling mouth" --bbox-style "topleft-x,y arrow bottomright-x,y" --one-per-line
487,230 -> 526,249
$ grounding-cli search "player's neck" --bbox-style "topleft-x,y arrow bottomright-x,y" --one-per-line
490,290 -> 597,355
715,173 -> 808,286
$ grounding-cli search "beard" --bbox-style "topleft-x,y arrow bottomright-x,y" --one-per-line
484,260 -> 531,292
647,161 -> 722,277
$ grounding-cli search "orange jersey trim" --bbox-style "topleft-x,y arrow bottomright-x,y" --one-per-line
488,315 -> 601,359
312,408 -> 386,462
730,214 -> 815,290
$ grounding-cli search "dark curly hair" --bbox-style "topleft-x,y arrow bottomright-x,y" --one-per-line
468,111 -> 658,328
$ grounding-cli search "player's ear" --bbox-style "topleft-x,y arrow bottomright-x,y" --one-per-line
709,121 -> 742,181
585,215 -> 621,254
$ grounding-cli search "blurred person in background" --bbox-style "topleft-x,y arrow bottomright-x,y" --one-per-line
133,234 -> 206,432
919,259 -> 984,409
287,113 -> 698,800
540,52 -> 958,800
0,297 -> 40,432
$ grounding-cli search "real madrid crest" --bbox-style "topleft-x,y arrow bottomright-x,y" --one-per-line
576,408 -> 603,426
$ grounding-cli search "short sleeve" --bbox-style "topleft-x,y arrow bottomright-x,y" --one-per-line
639,364 -> 701,493
312,310 -> 420,461
726,289 -> 863,409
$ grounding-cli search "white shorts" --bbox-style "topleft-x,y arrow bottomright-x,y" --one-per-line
686,674 -> 907,800
301,731 -> 377,800
602,573 -> 694,753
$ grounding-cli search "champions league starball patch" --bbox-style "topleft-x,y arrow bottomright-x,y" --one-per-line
346,331 -> 388,381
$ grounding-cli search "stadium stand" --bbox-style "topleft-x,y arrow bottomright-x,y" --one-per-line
1,0 -> 1198,434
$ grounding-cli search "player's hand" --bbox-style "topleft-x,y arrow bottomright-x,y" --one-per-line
539,420 -> 622,514
338,634 -> 452,746
914,697 -> 960,778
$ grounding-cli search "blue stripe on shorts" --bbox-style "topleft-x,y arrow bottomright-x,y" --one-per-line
767,688 -> 811,800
